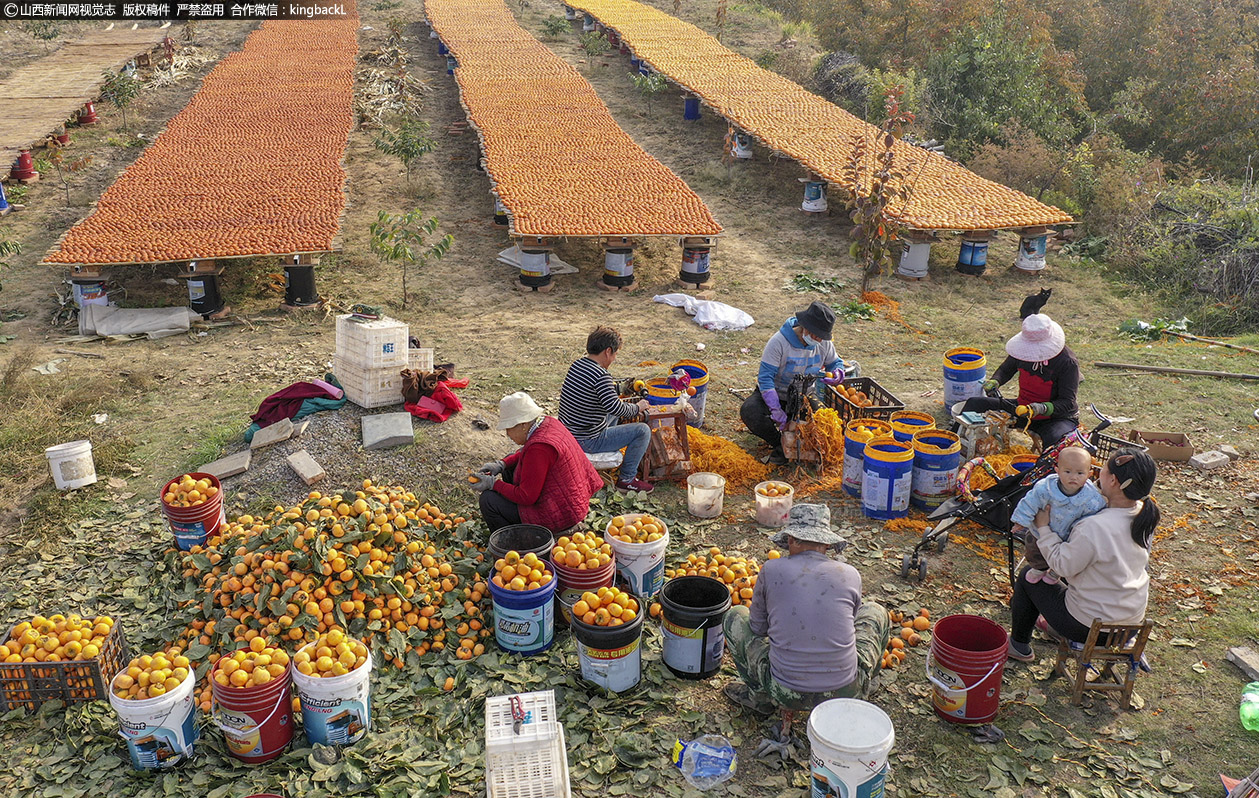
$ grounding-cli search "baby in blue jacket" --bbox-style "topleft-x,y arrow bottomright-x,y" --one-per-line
1011,447 -> 1107,584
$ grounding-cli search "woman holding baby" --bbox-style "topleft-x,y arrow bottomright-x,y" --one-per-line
1006,448 -> 1160,661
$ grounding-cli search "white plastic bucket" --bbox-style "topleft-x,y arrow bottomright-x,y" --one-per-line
45,439 -> 97,490
109,671 -> 198,771
898,241 -> 930,278
753,481 -> 793,528
606,514 -> 669,598
1015,233 -> 1048,271
72,280 -> 108,308
686,473 -> 726,518
293,649 -> 373,746
802,181 -> 828,212
807,698 -> 895,798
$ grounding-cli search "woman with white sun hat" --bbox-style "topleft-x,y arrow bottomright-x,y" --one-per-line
955,314 -> 1081,447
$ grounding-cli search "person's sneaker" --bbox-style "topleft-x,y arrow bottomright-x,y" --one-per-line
722,682 -> 776,715
767,448 -> 788,465
615,478 -> 654,494
1007,640 -> 1036,663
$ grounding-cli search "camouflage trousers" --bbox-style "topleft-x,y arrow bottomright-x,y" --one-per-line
723,602 -> 891,712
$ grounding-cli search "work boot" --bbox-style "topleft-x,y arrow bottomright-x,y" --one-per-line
767,448 -> 788,465
615,478 -> 654,494
722,683 -> 776,715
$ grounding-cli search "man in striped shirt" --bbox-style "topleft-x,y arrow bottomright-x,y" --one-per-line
558,326 -> 654,493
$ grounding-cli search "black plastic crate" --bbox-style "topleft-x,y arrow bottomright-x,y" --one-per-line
1094,432 -> 1146,463
0,619 -> 131,711
822,377 -> 904,424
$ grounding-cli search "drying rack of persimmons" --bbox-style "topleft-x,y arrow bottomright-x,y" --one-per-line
565,0 -> 1074,234
41,8 -> 360,275
425,0 -> 722,241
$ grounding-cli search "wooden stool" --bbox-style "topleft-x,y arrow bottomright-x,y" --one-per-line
1053,619 -> 1152,709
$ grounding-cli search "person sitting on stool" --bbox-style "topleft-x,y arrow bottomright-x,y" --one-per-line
723,504 -> 891,756
740,301 -> 850,464
471,392 -> 603,535
957,314 -> 1080,448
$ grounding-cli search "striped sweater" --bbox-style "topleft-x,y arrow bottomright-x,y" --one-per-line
558,357 -> 639,440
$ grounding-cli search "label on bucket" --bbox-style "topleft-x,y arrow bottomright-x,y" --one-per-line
299,684 -> 370,746
662,618 -> 723,675
494,600 -> 553,652
842,453 -> 863,494
618,559 -> 665,598
928,661 -> 970,718
810,757 -> 887,798
119,703 -> 197,770
577,637 -> 642,693
170,518 -> 209,549
911,467 -> 956,501
218,707 -> 268,757
862,471 -> 911,513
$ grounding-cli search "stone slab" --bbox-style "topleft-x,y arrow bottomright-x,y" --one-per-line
201,449 -> 251,480
251,417 -> 293,450
292,417 -> 311,437
286,449 -> 326,486
1219,444 -> 1241,461
362,412 -> 414,450
1227,646 -> 1259,681
1189,450 -> 1231,471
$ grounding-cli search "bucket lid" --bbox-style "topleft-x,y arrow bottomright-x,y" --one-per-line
807,698 -> 894,753
45,439 -> 91,456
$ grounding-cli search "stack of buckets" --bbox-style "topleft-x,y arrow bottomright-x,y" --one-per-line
161,472 -> 226,550
670,359 -> 708,428
842,419 -> 892,497
486,525 -> 557,656
862,437 -> 914,520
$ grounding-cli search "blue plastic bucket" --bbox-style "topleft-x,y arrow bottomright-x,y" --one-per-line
1009,454 -> 1038,473
645,377 -> 679,406
684,96 -> 701,120
843,420 -> 892,497
671,359 -> 709,426
943,348 -> 987,405
488,578 -> 556,655
958,239 -> 988,268
911,430 -> 961,510
862,437 -> 914,520
889,411 -> 935,444
437,40 -> 448,55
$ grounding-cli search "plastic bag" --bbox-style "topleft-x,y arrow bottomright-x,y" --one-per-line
653,293 -> 754,332
673,734 -> 737,790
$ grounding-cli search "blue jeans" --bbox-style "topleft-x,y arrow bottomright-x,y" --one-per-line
578,420 -> 650,483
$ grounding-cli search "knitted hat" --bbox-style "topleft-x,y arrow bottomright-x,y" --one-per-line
497,391 -> 545,430
795,301 -> 835,341
1006,314 -> 1065,362
769,504 -> 846,548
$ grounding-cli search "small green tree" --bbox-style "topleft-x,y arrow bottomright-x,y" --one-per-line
373,120 -> 437,184
101,70 -> 141,131
541,15 -> 570,38
630,71 -> 665,116
21,21 -> 62,51
843,90 -> 920,293
579,31 -> 611,69
47,148 -> 93,207
369,210 -> 453,309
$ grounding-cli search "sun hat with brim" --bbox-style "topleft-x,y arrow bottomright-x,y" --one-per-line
1006,314 -> 1066,362
795,301 -> 835,341
769,503 -> 846,548
497,391 -> 545,430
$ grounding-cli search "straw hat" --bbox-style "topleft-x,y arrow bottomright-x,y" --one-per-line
497,391 -> 545,430
1005,314 -> 1065,362
769,504 -> 846,548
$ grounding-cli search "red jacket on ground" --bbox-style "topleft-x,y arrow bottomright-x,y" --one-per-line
494,417 -> 602,532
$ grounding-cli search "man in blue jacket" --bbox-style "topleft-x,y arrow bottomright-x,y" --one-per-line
740,301 -> 851,464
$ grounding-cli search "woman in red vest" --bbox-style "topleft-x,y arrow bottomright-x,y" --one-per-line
957,314 -> 1081,447
472,392 -> 603,534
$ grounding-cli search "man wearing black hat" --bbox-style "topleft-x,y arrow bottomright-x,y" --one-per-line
740,301 -> 854,464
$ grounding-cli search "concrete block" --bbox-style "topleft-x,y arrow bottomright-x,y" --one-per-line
362,412 -> 414,450
286,449 -> 326,486
1189,450 -> 1231,471
251,417 -> 293,450
1227,646 -> 1259,681
1219,444 -> 1241,461
201,449 -> 251,480
292,417 -> 311,437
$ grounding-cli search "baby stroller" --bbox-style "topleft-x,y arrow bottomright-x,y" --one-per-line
900,404 -> 1142,583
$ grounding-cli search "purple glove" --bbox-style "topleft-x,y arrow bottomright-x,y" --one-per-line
820,368 -> 844,386
763,388 -> 788,428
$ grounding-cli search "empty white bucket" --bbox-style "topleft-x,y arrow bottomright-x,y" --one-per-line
45,439 -> 97,490
807,698 -> 895,798
686,473 -> 726,518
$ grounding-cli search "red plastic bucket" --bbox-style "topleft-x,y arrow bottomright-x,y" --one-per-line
552,558 -> 616,605
160,471 -> 225,550
926,614 -> 1008,724
210,654 -> 294,763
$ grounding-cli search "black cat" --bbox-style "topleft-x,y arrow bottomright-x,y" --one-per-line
1019,288 -> 1051,319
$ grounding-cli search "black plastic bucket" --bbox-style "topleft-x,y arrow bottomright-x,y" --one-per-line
488,524 -> 555,566
659,576 -> 731,679
570,610 -> 645,692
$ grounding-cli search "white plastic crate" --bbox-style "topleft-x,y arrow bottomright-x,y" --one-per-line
332,356 -> 402,409
485,690 -> 559,755
486,725 -> 570,798
409,347 -> 434,373
336,314 -> 409,369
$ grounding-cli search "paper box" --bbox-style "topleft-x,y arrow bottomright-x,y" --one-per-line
1128,430 -> 1195,461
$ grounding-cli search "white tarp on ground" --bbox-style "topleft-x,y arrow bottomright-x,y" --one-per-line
79,305 -> 202,338
652,293 -> 754,331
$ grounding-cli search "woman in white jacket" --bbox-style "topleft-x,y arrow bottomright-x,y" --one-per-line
1007,449 -> 1160,661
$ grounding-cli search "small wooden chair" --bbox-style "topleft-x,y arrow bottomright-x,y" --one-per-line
1053,619 -> 1152,709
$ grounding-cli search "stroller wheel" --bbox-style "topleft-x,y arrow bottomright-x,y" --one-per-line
900,553 -> 913,580
918,559 -> 928,582
935,532 -> 948,553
